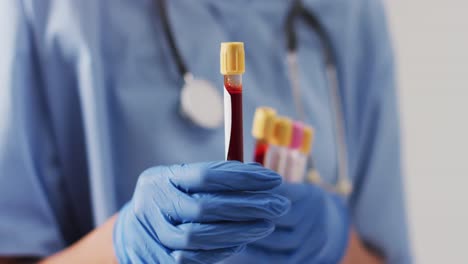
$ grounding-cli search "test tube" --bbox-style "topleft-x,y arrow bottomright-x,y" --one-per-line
289,125 -> 314,183
221,42 -> 245,162
284,122 -> 304,182
252,107 -> 277,165
264,117 -> 293,176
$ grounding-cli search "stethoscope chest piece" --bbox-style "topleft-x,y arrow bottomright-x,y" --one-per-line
180,76 -> 224,129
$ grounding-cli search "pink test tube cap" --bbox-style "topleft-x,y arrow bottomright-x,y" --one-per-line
289,121 -> 304,149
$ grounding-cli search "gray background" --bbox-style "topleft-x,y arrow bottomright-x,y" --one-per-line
387,1 -> 468,263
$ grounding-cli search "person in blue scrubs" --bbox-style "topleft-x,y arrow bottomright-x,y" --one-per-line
0,0 -> 411,263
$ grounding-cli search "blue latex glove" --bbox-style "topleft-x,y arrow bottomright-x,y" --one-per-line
223,183 -> 350,264
113,161 -> 291,263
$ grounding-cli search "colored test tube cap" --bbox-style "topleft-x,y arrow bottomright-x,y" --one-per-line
220,42 -> 245,75
252,107 -> 277,140
289,121 -> 304,149
269,117 -> 293,147
300,125 -> 315,154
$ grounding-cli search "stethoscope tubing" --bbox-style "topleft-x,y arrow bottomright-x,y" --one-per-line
285,0 -> 351,196
156,0 -> 188,76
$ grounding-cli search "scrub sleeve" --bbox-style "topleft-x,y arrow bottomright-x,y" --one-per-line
0,1 -> 65,256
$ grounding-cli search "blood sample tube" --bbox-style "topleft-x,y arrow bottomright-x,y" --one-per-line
264,117 -> 293,176
284,122 -> 304,182
220,42 -> 245,162
290,125 -> 314,183
251,107 -> 277,165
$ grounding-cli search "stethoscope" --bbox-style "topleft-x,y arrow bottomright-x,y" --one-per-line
156,0 -> 352,197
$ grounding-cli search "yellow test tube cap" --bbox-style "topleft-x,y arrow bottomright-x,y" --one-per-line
300,126 -> 315,154
270,117 -> 293,147
220,42 -> 245,75
252,107 -> 277,140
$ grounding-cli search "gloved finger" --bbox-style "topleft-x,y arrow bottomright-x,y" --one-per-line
159,220 -> 275,250
133,174 -> 201,224
192,192 -> 290,222
286,225 -> 334,264
272,182 -> 321,203
115,204 -> 177,264
274,191 -> 324,228
124,242 -> 175,264
245,161 -> 263,166
171,245 -> 245,264
230,245 -> 291,264
257,195 -> 349,263
293,195 -> 350,264
136,180 -> 289,223
166,161 -> 283,193
248,242 -> 335,264
252,209 -> 321,252
270,183 -> 326,228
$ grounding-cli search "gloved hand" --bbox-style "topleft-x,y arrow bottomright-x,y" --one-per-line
223,183 -> 350,264
113,161 -> 291,263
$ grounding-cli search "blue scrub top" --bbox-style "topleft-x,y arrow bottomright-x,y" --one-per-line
0,0 -> 411,262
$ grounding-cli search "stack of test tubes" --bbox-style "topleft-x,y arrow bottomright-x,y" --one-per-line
251,107 -> 314,183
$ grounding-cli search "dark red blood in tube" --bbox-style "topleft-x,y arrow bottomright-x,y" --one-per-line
225,82 -> 243,162
253,141 -> 268,165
